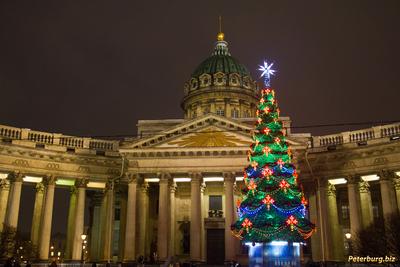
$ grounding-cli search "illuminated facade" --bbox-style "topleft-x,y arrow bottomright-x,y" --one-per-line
0,32 -> 399,264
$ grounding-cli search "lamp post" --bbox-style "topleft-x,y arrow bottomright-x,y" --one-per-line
345,233 -> 353,256
81,234 -> 87,266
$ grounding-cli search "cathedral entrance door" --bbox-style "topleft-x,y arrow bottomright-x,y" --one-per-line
206,229 -> 225,265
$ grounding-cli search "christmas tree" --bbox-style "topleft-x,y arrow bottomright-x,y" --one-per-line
232,61 -> 315,243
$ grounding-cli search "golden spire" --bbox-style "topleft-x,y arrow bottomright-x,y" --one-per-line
217,16 -> 224,41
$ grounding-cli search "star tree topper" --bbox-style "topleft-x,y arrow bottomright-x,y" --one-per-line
258,60 -> 276,87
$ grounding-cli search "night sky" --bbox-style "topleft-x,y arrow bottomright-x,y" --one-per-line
1,1 -> 400,236
1,1 -> 399,138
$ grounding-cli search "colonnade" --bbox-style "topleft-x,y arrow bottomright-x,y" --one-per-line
0,171 -> 239,263
310,170 -> 400,262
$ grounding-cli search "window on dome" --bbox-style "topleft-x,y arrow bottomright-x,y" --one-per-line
216,109 -> 225,116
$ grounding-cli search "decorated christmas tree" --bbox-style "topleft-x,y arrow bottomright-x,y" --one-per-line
232,61 -> 315,244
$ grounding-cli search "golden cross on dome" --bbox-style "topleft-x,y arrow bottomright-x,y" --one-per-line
217,16 -> 224,41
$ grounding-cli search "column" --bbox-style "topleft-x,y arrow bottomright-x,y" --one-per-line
394,177 -> 400,214
169,182 -> 177,257
210,101 -> 216,113
347,175 -> 362,235
101,179 -> 115,261
223,172 -> 236,262
137,180 -> 149,257
0,179 -> 10,232
359,181 -> 374,228
31,182 -> 45,248
200,182 -> 206,262
38,175 -> 57,260
157,173 -> 170,261
124,174 -> 138,262
65,187 -> 77,259
5,172 -> 24,228
190,172 -> 202,262
225,99 -> 231,118
326,183 -> 344,261
71,178 -> 88,261
308,186 -> 322,262
317,179 -> 329,261
379,170 -> 398,218
89,192 -> 103,262
118,187 -> 128,261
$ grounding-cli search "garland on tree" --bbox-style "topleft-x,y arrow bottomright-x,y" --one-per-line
231,61 -> 315,243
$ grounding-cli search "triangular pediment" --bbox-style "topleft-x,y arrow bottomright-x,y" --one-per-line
120,114 -> 305,150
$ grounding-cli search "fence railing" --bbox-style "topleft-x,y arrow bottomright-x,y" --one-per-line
0,124 -> 119,151
312,122 -> 400,147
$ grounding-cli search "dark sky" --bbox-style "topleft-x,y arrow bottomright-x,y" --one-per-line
0,1 -> 399,137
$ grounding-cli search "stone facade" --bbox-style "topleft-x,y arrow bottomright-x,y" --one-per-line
1,32 -> 400,264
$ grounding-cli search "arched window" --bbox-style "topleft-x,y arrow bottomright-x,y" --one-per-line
231,109 -> 239,118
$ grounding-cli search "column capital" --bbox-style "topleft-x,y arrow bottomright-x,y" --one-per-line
43,175 -> 57,186
159,172 -> 172,184
223,172 -> 236,183
201,182 -> 206,193
170,182 -> 177,193
127,173 -> 139,184
393,177 -> 400,190
189,172 -> 203,183
347,174 -> 361,184
379,169 -> 396,181
327,183 -> 336,197
140,181 -> 149,193
35,182 -> 45,193
105,178 -> 115,191
75,178 -> 88,188
8,172 -> 24,182
359,180 -> 370,193
0,178 -> 10,189
318,178 -> 329,189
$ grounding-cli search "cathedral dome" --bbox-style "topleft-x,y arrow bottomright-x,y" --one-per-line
182,32 -> 259,119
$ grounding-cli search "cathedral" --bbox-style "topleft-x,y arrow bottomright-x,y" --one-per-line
0,30 -> 400,265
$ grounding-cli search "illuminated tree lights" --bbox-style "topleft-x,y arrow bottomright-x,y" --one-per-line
232,61 -> 315,243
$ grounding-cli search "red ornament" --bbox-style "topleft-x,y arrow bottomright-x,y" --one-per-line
274,137 -> 281,144
247,179 -> 257,192
263,146 -> 271,155
260,98 -> 265,104
251,161 -> 258,170
262,166 -> 273,178
301,196 -> 308,206
257,117 -> 262,124
286,215 -> 298,231
262,195 -> 275,210
263,128 -> 270,134
279,180 -> 290,192
242,218 -> 253,232
264,106 -> 270,113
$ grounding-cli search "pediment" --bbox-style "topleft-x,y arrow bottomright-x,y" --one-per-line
120,114 -> 307,151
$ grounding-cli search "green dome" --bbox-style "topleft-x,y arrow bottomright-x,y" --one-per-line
191,40 -> 250,78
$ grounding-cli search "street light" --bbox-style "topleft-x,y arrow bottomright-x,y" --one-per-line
345,232 -> 353,256
81,234 -> 87,266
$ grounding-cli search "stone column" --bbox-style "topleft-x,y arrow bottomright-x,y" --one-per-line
359,181 -> 374,228
65,187 -> 77,260
200,182 -> 206,262
347,175 -> 362,235
118,187 -> 128,261
0,179 -> 10,232
137,180 -> 149,257
317,179 -> 329,261
394,177 -> 400,214
326,183 -> 344,261
31,182 -> 45,248
71,178 -> 88,261
308,185 -> 322,262
124,174 -> 138,262
379,170 -> 398,218
101,179 -> 115,261
225,100 -> 231,118
38,175 -> 57,261
169,182 -> 177,257
89,192 -> 103,262
223,172 -> 236,262
190,172 -> 202,262
5,172 -> 24,228
157,173 -> 170,261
